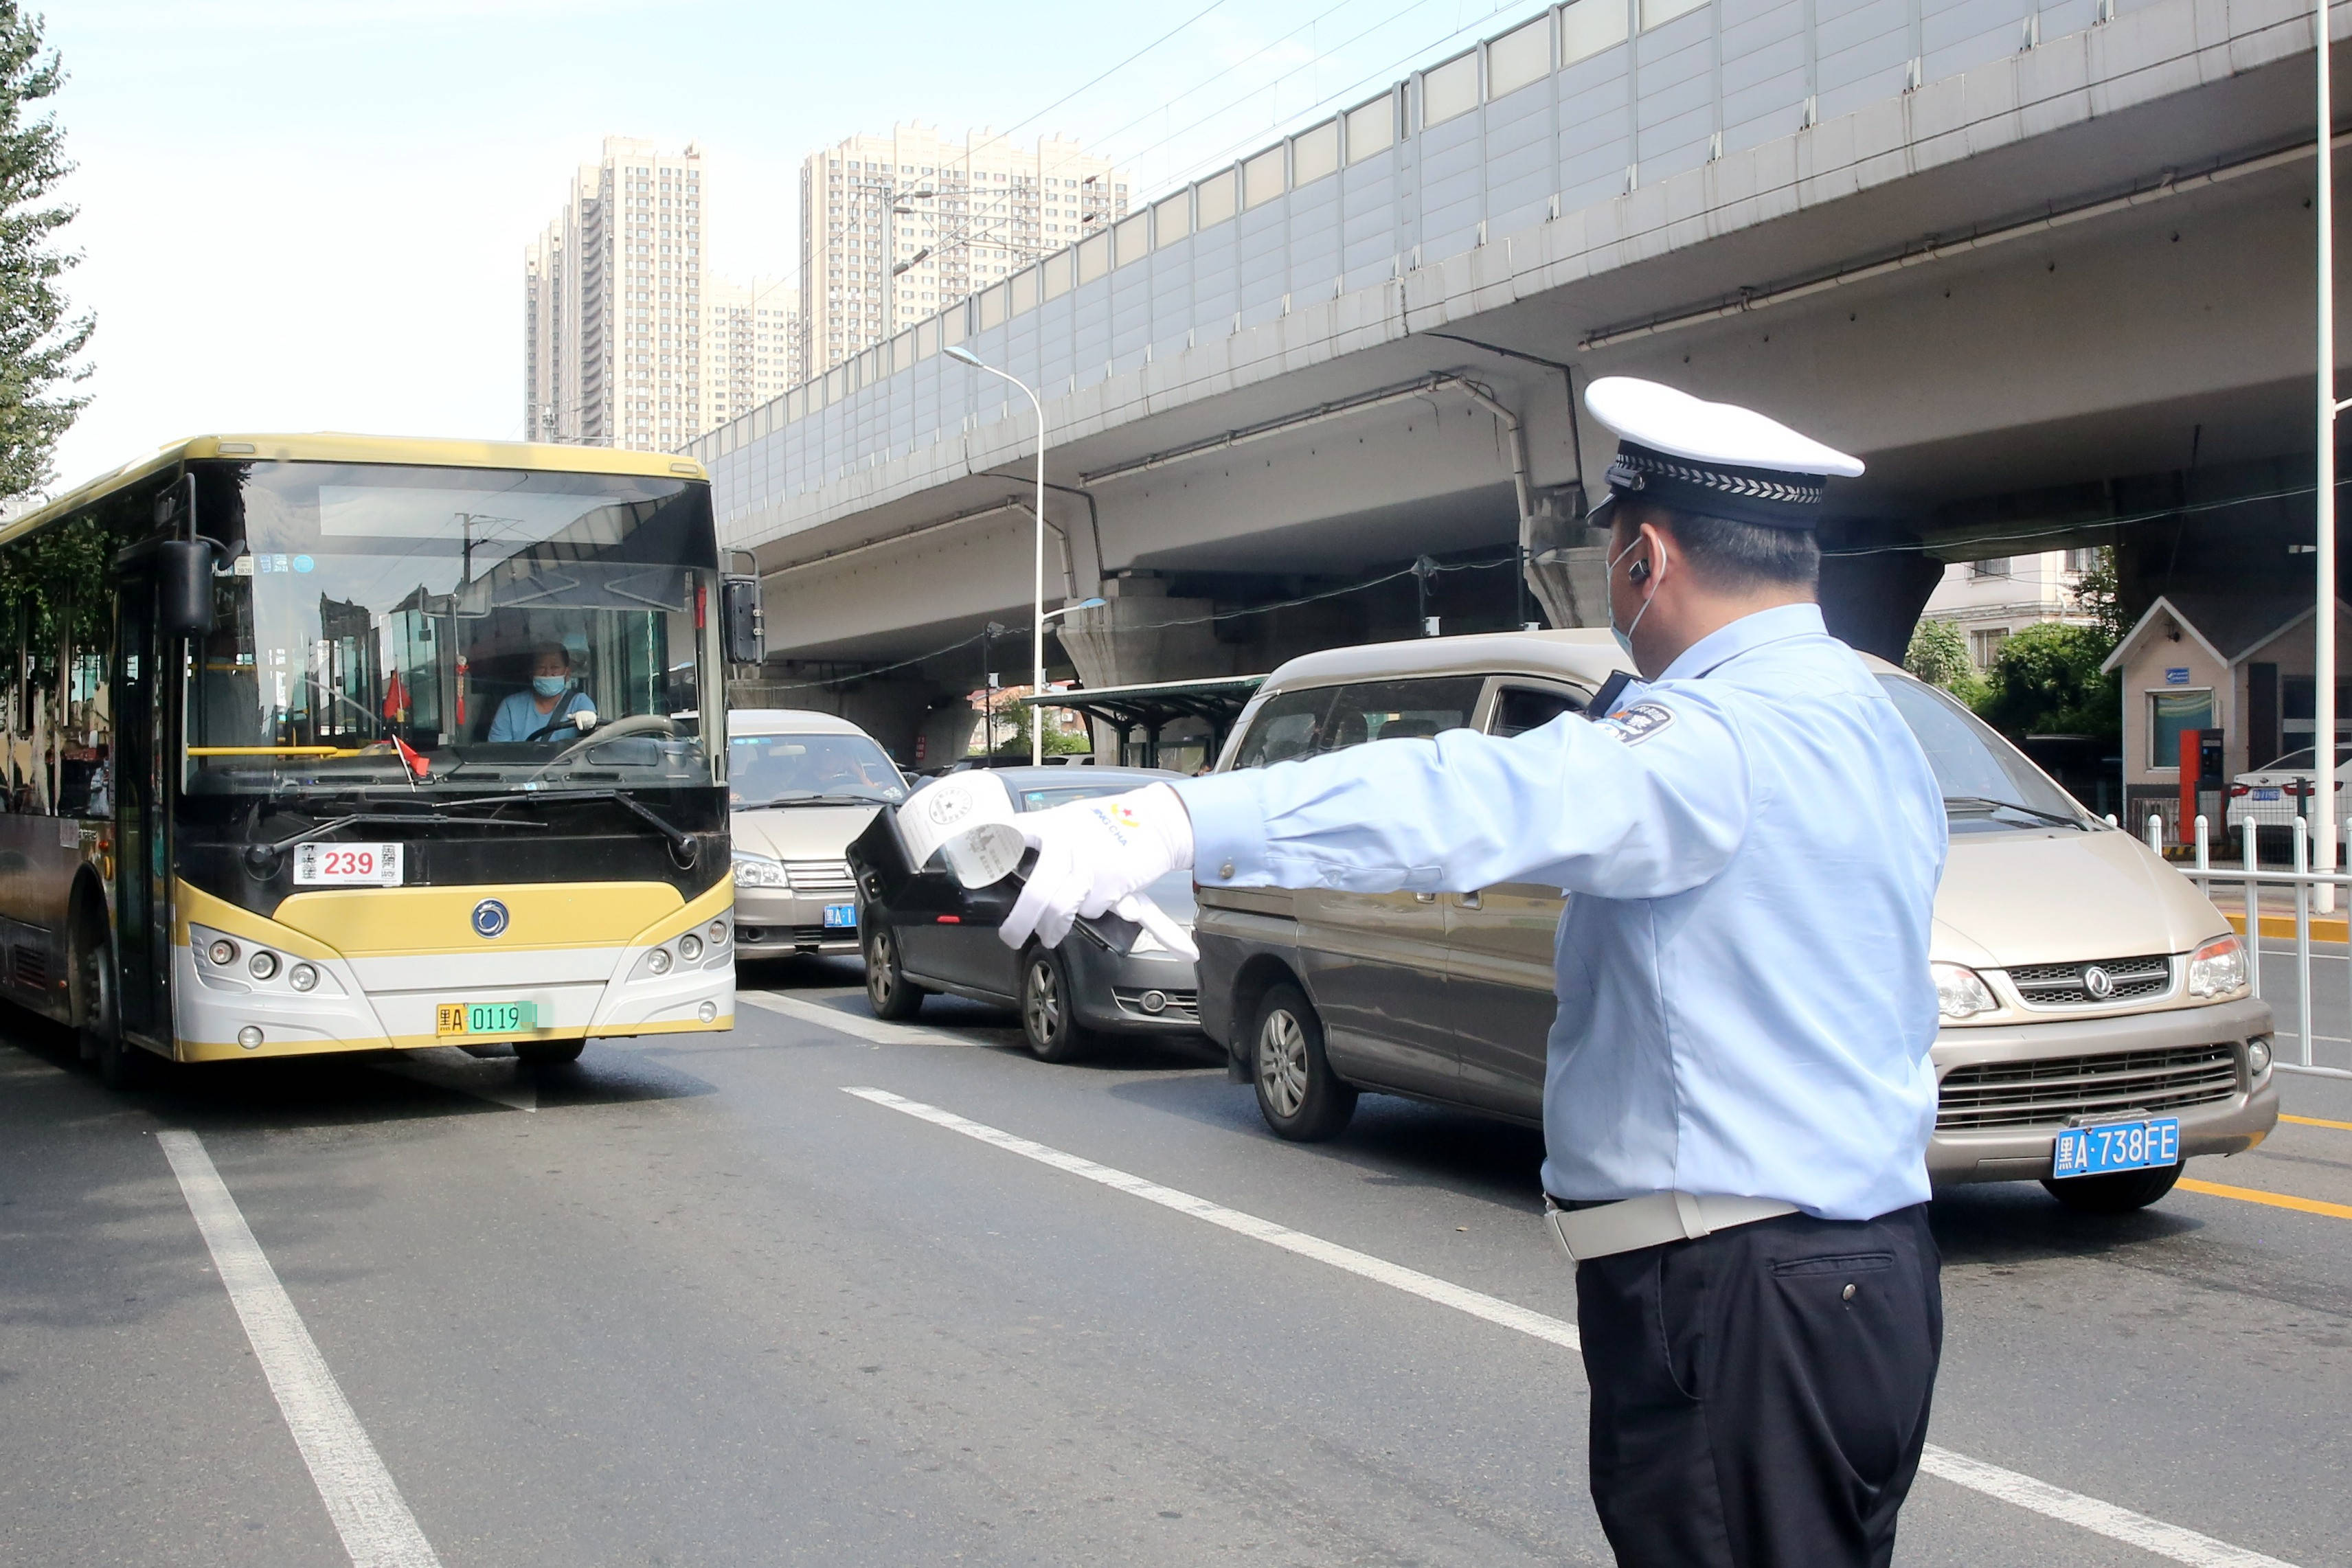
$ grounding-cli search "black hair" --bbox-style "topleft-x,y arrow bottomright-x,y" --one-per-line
1629,499 -> 1820,593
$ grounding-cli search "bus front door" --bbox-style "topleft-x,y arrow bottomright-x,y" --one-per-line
111,575 -> 168,1045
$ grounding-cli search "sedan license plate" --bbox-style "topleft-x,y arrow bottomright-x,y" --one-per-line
2053,1117 -> 2179,1179
822,902 -> 857,929
2253,787 -> 2282,802
293,842 -> 404,887
436,1001 -> 539,1037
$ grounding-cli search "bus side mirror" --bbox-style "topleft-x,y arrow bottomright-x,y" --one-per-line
159,541 -> 216,637
722,574 -> 764,666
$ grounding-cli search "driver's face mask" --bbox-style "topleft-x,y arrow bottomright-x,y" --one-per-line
1607,531 -> 1656,661
532,675 -> 569,698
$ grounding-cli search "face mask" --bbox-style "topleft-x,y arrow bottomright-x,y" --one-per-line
1607,534 -> 1655,659
532,675 -> 569,698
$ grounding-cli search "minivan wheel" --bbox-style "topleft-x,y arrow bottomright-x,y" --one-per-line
2042,1161 -> 2186,1214
1020,946 -> 1092,1063
1252,983 -> 1355,1141
864,925 -> 924,1020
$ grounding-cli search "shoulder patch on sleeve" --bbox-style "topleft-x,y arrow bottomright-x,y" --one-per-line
1596,701 -> 1675,745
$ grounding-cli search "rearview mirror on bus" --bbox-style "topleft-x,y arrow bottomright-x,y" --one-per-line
722,575 -> 764,666
159,540 -> 215,637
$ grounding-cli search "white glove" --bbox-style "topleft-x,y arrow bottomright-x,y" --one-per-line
999,783 -> 1194,948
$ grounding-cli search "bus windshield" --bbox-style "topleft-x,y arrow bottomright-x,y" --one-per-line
185,461 -> 722,795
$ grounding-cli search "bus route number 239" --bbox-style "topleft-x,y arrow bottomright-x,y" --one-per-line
292,842 -> 406,887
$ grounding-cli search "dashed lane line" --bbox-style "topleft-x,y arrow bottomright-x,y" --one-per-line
844,1085 -> 2297,1568
2177,1176 -> 2352,1220
740,989 -> 982,1051
158,1130 -> 442,1568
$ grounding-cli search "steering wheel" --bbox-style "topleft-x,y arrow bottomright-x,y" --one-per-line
528,711 -> 679,774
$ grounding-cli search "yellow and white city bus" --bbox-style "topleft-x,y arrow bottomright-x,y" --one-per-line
0,435 -> 756,1085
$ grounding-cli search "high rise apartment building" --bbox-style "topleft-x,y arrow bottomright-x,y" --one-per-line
800,126 -> 1129,378
525,137 -> 730,452
702,276 -> 802,429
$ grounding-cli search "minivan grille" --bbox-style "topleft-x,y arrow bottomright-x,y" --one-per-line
2006,953 -> 2171,1008
783,859 -> 856,894
1936,1044 -> 2238,1131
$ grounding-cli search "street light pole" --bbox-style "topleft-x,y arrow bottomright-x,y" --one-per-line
945,345 -> 1051,764
2319,0 -> 2341,910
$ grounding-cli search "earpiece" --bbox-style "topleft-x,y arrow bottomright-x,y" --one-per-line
1627,558 -> 1651,584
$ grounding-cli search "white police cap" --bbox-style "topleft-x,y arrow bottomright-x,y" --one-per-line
1584,376 -> 1863,530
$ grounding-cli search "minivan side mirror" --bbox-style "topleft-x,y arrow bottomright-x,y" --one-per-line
159,540 -> 216,637
721,574 -> 764,666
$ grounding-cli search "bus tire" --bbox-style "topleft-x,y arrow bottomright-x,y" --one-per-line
76,932 -> 142,1091
514,1039 -> 586,1066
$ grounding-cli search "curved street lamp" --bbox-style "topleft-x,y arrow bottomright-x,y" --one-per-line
944,345 -> 1051,762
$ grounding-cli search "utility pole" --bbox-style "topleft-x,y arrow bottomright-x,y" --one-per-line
2320,0 -> 2340,910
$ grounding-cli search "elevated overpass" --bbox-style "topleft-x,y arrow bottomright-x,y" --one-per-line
697,0 -> 2342,758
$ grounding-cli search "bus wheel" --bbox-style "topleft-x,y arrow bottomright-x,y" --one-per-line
514,1039 -> 586,1066
77,937 -> 142,1091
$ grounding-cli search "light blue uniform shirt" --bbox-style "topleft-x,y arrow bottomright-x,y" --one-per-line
488,687 -> 593,742
1174,604 -> 1947,1221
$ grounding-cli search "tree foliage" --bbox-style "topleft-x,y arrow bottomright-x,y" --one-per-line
1974,622 -> 2121,741
0,6 -> 89,502
988,704 -> 1091,757
1904,618 -> 1974,690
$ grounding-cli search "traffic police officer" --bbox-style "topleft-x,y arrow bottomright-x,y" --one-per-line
999,376 -> 1947,1567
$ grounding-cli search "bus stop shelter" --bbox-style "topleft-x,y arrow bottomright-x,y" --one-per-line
1019,675 -> 1266,772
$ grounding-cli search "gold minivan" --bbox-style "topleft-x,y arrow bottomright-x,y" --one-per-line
1194,630 -> 2278,1212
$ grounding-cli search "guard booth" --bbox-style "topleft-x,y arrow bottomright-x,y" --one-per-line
1018,675 -> 1265,775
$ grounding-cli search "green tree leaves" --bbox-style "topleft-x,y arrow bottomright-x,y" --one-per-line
1974,622 -> 2121,742
0,5 -> 89,502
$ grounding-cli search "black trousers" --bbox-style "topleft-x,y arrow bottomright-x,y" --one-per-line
1575,1205 -> 1942,1568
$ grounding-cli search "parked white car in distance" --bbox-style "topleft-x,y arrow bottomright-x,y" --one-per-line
2225,745 -> 2352,834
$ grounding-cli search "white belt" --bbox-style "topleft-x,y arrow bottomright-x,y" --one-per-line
1544,1191 -> 1799,1263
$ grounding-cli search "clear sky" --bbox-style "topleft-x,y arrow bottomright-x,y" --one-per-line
43,0 -> 1545,490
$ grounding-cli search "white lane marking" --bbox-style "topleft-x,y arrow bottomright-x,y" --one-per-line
742,990 -> 980,1050
1914,1449 -> 2293,1568
158,1130 -> 442,1568
844,1087 -> 2298,1568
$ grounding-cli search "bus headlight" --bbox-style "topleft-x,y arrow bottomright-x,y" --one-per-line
733,852 -> 787,888
2188,935 -> 2249,1000
289,964 -> 318,993
207,938 -> 238,966
708,920 -> 729,946
249,951 -> 279,981
648,947 -> 674,976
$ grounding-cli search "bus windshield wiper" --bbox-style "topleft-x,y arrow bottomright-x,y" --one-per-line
737,792 -> 892,809
446,788 -> 700,862
1942,795 -> 2085,829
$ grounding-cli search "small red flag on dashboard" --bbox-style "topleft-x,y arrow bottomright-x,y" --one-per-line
392,734 -> 430,780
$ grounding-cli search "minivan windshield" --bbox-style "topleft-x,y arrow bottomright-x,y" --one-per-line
730,732 -> 905,808
1875,674 -> 2090,833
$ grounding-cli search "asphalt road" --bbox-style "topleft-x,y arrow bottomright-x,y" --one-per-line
4,957 -> 2349,1568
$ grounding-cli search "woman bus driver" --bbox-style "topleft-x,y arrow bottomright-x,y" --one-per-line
488,642 -> 595,742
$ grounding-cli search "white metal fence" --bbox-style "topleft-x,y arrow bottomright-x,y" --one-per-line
2156,813 -> 2350,1082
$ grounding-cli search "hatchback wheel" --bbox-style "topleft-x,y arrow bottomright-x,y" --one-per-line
2042,1161 -> 2184,1214
864,925 -> 924,1020
1021,946 -> 1092,1063
1252,983 -> 1355,1141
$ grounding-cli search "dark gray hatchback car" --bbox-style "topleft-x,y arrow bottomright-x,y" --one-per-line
852,766 -> 1203,1061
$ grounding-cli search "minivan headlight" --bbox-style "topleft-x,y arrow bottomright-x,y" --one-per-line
2187,935 -> 2249,1000
732,852 -> 787,888
1931,962 -> 1998,1020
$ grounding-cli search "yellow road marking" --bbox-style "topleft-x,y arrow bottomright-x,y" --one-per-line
2177,1177 -> 2352,1220
2280,1113 -> 2352,1132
